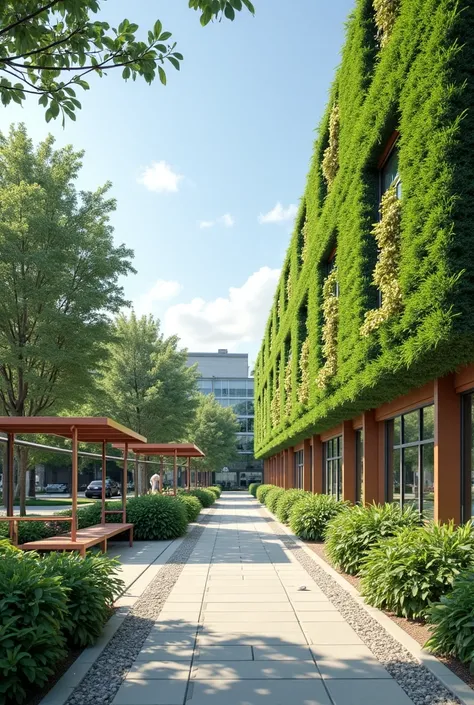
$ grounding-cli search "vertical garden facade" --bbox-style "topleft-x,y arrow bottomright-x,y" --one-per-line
254,0 -> 474,523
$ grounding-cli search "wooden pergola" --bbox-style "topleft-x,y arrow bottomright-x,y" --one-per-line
118,443 -> 205,495
0,417 -> 146,553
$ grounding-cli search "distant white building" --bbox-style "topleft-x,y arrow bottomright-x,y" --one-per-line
186,349 -> 263,489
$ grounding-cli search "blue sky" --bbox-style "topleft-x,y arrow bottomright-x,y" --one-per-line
0,0 -> 354,367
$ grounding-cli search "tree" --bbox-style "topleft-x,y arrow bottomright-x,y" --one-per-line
96,311 -> 199,443
0,1 -> 255,124
188,394 -> 238,474
0,123 -> 134,511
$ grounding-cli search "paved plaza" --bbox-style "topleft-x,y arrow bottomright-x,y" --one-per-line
109,493 -> 418,705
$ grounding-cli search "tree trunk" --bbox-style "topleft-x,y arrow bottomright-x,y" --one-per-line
138,461 -> 147,495
28,467 -> 36,498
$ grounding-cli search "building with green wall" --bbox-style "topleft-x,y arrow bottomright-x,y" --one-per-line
254,0 -> 474,523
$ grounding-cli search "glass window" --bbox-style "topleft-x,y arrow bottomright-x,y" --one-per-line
247,418 -> 254,432
324,435 -> 342,501
294,450 -> 304,489
198,379 -> 213,395
381,145 -> 401,198
462,394 -> 474,521
229,380 -> 246,397
388,404 -> 434,515
237,418 -> 247,433
356,429 -> 364,503
221,380 -> 229,397
247,380 -> 254,397
213,380 -> 222,397
247,400 -> 254,416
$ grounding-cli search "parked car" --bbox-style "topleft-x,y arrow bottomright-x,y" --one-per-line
45,483 -> 69,494
85,479 -> 120,499
127,481 -> 135,492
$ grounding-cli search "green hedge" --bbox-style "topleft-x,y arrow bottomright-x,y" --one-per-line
189,488 -> 215,508
275,489 -> 309,524
256,484 -> 276,503
177,493 -> 202,522
289,494 -> 348,541
264,487 -> 285,513
361,522 -> 474,618
425,570 -> 474,669
126,495 -> 188,540
0,516 -> 68,544
254,0 -> 474,458
248,482 -> 261,498
208,486 -> 222,499
325,502 -> 420,575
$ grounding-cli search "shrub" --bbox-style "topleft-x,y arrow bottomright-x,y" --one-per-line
0,516 -> 67,544
43,552 -> 124,648
176,493 -> 202,522
248,482 -> 261,498
275,489 -> 309,524
361,521 -> 474,619
0,538 -> 20,555
256,484 -> 277,504
126,494 -> 188,540
208,486 -> 222,498
190,488 -> 216,508
325,502 -> 420,575
425,571 -> 474,669
289,494 -> 349,541
58,501 -> 119,529
0,551 -> 68,704
265,487 -> 285,513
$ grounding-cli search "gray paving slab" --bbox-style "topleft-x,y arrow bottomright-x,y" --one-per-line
126,661 -> 191,680
303,622 -> 364,645
202,602 -> 292,612
310,645 -> 391,679
202,613 -> 299,623
195,645 -> 253,661
252,645 -> 314,661
112,680 -> 188,704
191,660 -> 321,679
136,646 -> 195,662
325,679 -> 415,704
188,679 -> 332,705
297,611 -> 346,622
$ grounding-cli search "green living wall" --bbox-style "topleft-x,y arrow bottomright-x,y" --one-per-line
255,0 -> 474,459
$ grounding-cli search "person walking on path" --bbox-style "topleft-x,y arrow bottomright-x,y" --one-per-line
149,473 -> 160,494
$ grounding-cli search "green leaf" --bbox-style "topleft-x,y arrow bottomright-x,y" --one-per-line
122,66 -> 131,79
154,20 -> 163,38
167,57 -> 180,71
224,3 -> 235,20
158,66 -> 166,85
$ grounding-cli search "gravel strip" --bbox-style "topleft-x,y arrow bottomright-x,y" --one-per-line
65,515 -> 212,705
263,514 -> 461,705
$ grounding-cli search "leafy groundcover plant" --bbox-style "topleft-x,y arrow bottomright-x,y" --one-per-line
275,489 -> 310,524
256,484 -> 277,504
361,521 -> 474,619
265,487 -> 285,513
248,482 -> 261,498
289,494 -> 348,541
425,571 -> 474,671
0,550 -> 68,704
43,552 -> 123,648
189,488 -> 216,508
176,493 -> 202,522
325,502 -> 420,575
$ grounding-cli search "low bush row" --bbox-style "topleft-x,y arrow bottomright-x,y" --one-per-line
248,482 -> 261,497
1,489 -> 219,546
253,485 -> 474,669
0,544 -> 123,704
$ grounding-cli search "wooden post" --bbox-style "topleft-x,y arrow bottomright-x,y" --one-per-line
342,420 -> 356,503
303,439 -> 312,491
187,457 -> 191,490
134,455 -> 139,497
7,433 -> 14,541
435,374 -> 461,523
287,447 -> 295,489
312,434 -> 323,494
101,439 -> 107,524
159,457 -> 164,493
173,449 -> 177,496
362,410 -> 379,505
122,442 -> 128,523
71,427 -> 78,542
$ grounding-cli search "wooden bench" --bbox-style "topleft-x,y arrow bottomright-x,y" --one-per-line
19,522 -> 134,557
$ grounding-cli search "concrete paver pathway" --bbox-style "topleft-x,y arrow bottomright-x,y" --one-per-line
111,492 -> 417,705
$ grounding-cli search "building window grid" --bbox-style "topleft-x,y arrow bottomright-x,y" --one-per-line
355,429 -> 364,503
294,450 -> 304,489
461,392 -> 474,522
387,405 -> 434,516
324,435 -> 343,501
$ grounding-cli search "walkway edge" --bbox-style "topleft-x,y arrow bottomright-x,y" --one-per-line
259,501 -> 474,705
39,532 -> 189,705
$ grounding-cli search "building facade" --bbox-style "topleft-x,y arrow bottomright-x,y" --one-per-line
187,350 -> 263,488
254,0 -> 474,523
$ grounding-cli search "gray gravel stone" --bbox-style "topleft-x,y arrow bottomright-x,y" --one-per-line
65,516 -> 212,705
263,516 -> 462,705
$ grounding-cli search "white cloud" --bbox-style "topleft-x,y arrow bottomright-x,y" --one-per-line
134,279 -> 182,316
198,213 -> 235,229
164,266 -> 280,351
258,202 -> 298,224
138,160 -> 183,193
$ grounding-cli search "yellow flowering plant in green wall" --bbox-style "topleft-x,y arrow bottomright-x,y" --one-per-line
317,268 -> 339,389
